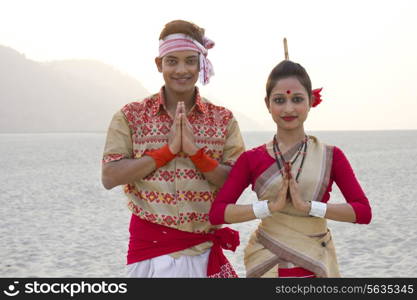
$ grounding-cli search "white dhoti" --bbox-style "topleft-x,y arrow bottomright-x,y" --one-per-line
126,249 -> 210,278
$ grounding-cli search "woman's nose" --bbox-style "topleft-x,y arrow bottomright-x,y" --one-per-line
283,100 -> 295,113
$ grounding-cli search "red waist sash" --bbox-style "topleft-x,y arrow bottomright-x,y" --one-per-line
127,214 -> 240,278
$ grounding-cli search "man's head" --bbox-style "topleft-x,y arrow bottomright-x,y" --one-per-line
155,20 -> 214,95
159,20 -> 205,44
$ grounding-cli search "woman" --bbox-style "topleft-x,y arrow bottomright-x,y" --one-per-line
209,60 -> 372,278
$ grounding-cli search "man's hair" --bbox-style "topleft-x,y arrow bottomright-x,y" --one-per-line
159,20 -> 205,44
266,60 -> 312,101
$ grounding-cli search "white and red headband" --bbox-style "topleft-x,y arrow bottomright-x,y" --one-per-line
159,33 -> 215,85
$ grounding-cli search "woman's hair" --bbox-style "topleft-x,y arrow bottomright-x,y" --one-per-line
265,60 -> 312,101
159,20 -> 205,44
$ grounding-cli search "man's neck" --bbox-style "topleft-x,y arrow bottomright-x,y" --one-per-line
164,86 -> 196,115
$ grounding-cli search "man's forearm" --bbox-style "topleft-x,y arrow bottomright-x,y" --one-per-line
101,156 -> 156,190
202,164 -> 231,187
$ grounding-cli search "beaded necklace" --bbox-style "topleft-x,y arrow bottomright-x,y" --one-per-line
272,134 -> 308,182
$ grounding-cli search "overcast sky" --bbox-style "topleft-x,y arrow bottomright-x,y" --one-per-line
1,0 -> 417,130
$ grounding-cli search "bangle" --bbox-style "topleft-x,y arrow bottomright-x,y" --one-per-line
144,144 -> 176,168
189,148 -> 219,172
309,201 -> 327,218
252,201 -> 272,219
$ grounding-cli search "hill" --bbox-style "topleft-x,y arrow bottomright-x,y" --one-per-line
0,45 -> 264,132
0,45 -> 149,132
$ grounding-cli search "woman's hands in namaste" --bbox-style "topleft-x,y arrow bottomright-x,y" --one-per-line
268,164 -> 311,214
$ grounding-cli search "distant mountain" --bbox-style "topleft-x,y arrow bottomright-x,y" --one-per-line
0,45 -> 149,132
0,45 -> 263,133
231,111 -> 264,132
198,91 -> 265,132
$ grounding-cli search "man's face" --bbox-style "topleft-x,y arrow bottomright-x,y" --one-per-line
156,50 -> 199,95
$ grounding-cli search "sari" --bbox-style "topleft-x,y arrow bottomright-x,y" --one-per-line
244,136 -> 341,278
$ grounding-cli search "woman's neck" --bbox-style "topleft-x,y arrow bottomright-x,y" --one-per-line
276,127 -> 306,149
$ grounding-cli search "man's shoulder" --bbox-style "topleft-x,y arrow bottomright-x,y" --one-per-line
200,97 -> 234,117
121,93 -> 157,114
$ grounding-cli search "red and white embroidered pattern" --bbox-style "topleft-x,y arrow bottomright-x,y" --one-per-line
127,201 -> 209,227
140,168 -> 207,182
102,153 -> 125,164
208,262 -> 238,278
124,186 -> 214,205
107,87 -> 244,234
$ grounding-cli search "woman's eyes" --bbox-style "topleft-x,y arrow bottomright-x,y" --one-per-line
293,96 -> 304,103
273,97 -> 286,104
273,96 -> 304,104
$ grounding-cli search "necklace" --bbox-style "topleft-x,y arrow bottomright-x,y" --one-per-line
272,134 -> 308,182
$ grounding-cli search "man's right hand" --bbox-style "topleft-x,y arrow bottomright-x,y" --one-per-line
168,101 -> 183,154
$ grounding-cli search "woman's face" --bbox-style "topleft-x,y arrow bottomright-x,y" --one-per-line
265,76 -> 310,131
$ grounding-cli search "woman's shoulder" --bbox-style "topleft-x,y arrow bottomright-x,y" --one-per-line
309,135 -> 343,155
236,144 -> 271,165
233,144 -> 267,162
308,136 -> 350,166
245,144 -> 268,156
231,144 -> 271,181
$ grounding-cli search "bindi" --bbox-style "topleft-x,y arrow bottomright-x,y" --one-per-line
286,90 -> 291,95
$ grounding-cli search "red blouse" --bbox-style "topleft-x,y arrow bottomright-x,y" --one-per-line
209,144 -> 372,225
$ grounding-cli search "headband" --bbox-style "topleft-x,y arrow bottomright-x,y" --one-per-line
159,33 -> 215,85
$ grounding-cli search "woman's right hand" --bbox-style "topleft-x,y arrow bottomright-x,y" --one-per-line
268,175 -> 290,213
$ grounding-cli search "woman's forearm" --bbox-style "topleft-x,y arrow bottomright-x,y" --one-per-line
224,203 -> 258,224
323,203 -> 356,223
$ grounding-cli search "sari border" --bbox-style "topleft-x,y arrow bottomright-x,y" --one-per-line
254,141 -> 304,197
313,145 -> 334,203
254,163 -> 280,198
257,228 -> 329,278
246,256 -> 281,278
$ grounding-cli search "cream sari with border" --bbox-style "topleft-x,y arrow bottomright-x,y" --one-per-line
244,136 -> 341,278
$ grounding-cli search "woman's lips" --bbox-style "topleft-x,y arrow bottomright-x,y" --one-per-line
282,116 -> 297,121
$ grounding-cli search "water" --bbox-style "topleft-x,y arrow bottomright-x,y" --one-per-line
0,131 -> 416,277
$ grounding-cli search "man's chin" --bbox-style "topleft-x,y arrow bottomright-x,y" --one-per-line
168,84 -> 195,94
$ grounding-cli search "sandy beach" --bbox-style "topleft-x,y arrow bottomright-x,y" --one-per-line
1,131 -> 417,277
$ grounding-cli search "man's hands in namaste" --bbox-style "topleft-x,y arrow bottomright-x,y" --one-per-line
168,101 -> 199,156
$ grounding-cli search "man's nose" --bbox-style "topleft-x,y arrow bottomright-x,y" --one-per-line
175,62 -> 187,73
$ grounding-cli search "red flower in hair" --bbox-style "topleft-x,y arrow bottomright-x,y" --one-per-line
312,88 -> 323,107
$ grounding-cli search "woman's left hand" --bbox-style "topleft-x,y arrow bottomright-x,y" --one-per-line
289,178 -> 311,214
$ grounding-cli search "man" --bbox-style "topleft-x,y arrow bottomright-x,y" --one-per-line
101,20 -> 245,277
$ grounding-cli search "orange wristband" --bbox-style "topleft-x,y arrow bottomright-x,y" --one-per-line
189,148 -> 219,172
144,144 -> 176,168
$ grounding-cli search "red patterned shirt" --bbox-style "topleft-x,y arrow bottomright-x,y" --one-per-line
102,87 -> 245,257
